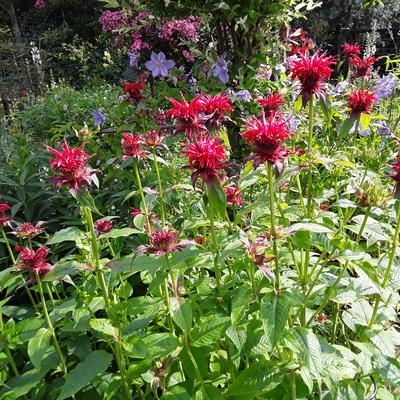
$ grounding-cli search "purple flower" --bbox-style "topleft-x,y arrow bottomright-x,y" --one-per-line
377,120 -> 392,137
92,110 -> 106,128
213,58 -> 229,84
127,52 -> 139,67
235,89 -> 252,102
289,116 -> 300,132
349,121 -> 370,137
334,80 -> 350,94
373,74 -> 398,99
145,51 -> 175,78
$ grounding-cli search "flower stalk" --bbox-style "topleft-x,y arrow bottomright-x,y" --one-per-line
152,148 -> 166,227
133,159 -> 151,233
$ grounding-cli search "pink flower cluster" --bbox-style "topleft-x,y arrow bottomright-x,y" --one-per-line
99,10 -> 129,32
158,16 -> 201,45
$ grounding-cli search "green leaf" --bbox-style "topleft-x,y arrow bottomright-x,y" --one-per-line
339,117 -> 355,138
46,227 -> 84,245
27,328 -> 52,369
100,227 -> 142,239
89,318 -> 118,338
106,254 -> 165,274
195,385 -> 224,400
360,113 -> 371,132
260,291 -> 291,348
206,182 -> 227,219
170,298 -> 192,334
132,333 -> 180,359
42,260 -> 84,281
373,354 -> 400,386
191,317 -> 230,346
57,350 -> 113,400
287,223 -> 332,234
294,95 -> 302,112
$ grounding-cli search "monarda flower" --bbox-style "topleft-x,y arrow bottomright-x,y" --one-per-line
143,130 -> 165,147
288,51 -> 336,105
121,133 -> 146,160
0,204 -> 12,227
12,222 -> 45,239
225,186 -> 245,205
350,56 -> 377,79
257,93 -> 286,118
122,81 -> 145,102
46,140 -> 96,193
198,94 -> 233,131
347,89 -> 377,118
94,219 -> 113,234
14,246 -> 53,281
136,231 -> 194,256
390,154 -> 400,197
241,114 -> 293,168
181,133 -> 228,186
342,43 -> 362,59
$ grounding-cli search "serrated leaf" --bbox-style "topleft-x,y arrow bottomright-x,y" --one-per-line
191,317 -> 230,346
46,227 -> 84,245
287,223 -> 332,234
170,298 -> 192,334
89,318 -> 118,338
373,354 -> 400,386
27,328 -> 52,369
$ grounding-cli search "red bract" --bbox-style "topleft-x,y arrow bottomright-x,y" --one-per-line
46,140 -> 96,193
15,246 -> 53,281
347,89 -> 377,118
181,134 -> 227,185
257,93 -> 286,118
350,56 -> 377,78
198,94 -> 233,130
241,114 -> 293,167
136,231 -> 194,256
122,81 -> 145,102
225,186 -> 245,205
12,222 -> 45,239
0,204 -> 12,227
94,219 -> 113,234
288,51 -> 336,105
342,43 -> 361,59
121,133 -> 146,160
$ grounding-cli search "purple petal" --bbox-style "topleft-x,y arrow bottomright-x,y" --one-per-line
150,52 -> 158,62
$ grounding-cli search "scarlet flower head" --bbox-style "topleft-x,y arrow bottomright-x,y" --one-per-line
257,93 -> 286,118
241,114 -> 293,168
225,186 -> 245,205
288,51 -> 336,105
121,133 -> 146,160
136,230 -> 195,257
12,222 -> 45,239
350,56 -> 377,79
390,153 -> 400,197
46,140 -> 96,193
15,246 -> 53,281
347,89 -> 377,118
342,43 -> 362,59
181,134 -> 228,186
0,204 -> 12,227
122,81 -> 145,102
94,219 -> 113,234
198,94 -> 233,131
143,130 -> 165,147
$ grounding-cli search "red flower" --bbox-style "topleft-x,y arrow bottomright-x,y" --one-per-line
195,236 -> 204,244
143,130 -> 165,147
12,222 -> 45,239
131,208 -> 145,217
121,133 -> 146,160
257,93 -> 286,118
122,81 -> 145,102
94,219 -> 113,234
347,89 -> 377,118
46,140 -> 96,193
136,231 -> 195,256
15,246 -> 53,281
390,154 -> 400,196
288,51 -> 336,105
166,93 -> 206,139
241,114 -> 293,167
181,134 -> 227,185
198,94 -> 233,130
350,56 -> 377,78
0,204 -> 12,227
342,43 -> 361,59
225,186 -> 245,205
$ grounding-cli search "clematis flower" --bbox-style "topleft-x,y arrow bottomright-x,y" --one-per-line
46,140 -> 96,193
342,43 -> 362,59
181,133 -> 228,186
127,51 -> 139,67
373,74 -> 399,99
136,231 -> 194,256
145,51 -> 175,77
14,246 -> 53,282
241,114 -> 293,168
235,90 -> 252,102
213,57 -> 229,84
225,186 -> 245,205
350,56 -> 377,79
0,204 -> 12,227
347,89 -> 377,118
94,219 -> 113,234
257,93 -> 286,118
198,94 -> 232,130
92,109 -> 106,128
122,81 -> 145,102
121,133 -> 146,160
288,51 -> 336,105
333,80 -> 350,94
12,222 -> 45,239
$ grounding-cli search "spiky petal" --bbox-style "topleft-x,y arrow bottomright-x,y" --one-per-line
347,89 -> 377,118
350,56 -> 377,79
0,204 -> 12,227
257,93 -> 286,118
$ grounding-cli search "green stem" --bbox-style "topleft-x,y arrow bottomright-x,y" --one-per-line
1,227 -> 16,264
163,278 -> 174,333
355,207 -> 371,244
290,371 -> 296,400
295,175 -> 306,213
0,313 -> 19,376
152,148 -> 166,227
208,198 -> 221,295
306,94 -> 314,218
133,159 -> 151,233
45,282 -> 56,309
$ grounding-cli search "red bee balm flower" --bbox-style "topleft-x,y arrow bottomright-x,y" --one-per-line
288,52 -> 336,105
15,246 -> 53,281
136,231 -> 195,256
0,204 -> 12,227
198,94 -> 232,130
342,43 -> 361,59
181,134 -> 228,185
94,219 -> 113,234
225,186 -> 245,205
46,140 -> 96,193
121,133 -> 146,160
122,81 -> 145,102
350,56 -> 377,78
390,153 -> 400,197
347,89 -> 377,118
12,222 -> 45,239
241,114 -> 293,167
143,130 -> 165,147
257,93 -> 286,118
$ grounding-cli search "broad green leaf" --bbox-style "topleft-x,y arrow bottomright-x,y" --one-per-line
106,254 -> 165,274
100,227 -> 142,239
339,117 -> 355,137
27,328 -> 52,370
191,317 -> 230,347
195,385 -> 224,400
132,333 -> 180,359
161,385 -> 191,400
287,223 -> 332,234
372,354 -> 400,386
57,350 -> 112,400
42,260 -> 84,281
294,95 -> 302,112
89,318 -> 118,338
260,291 -> 291,348
206,182 -> 227,219
170,298 -> 192,334
46,227 -> 84,245
360,113 -> 371,132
